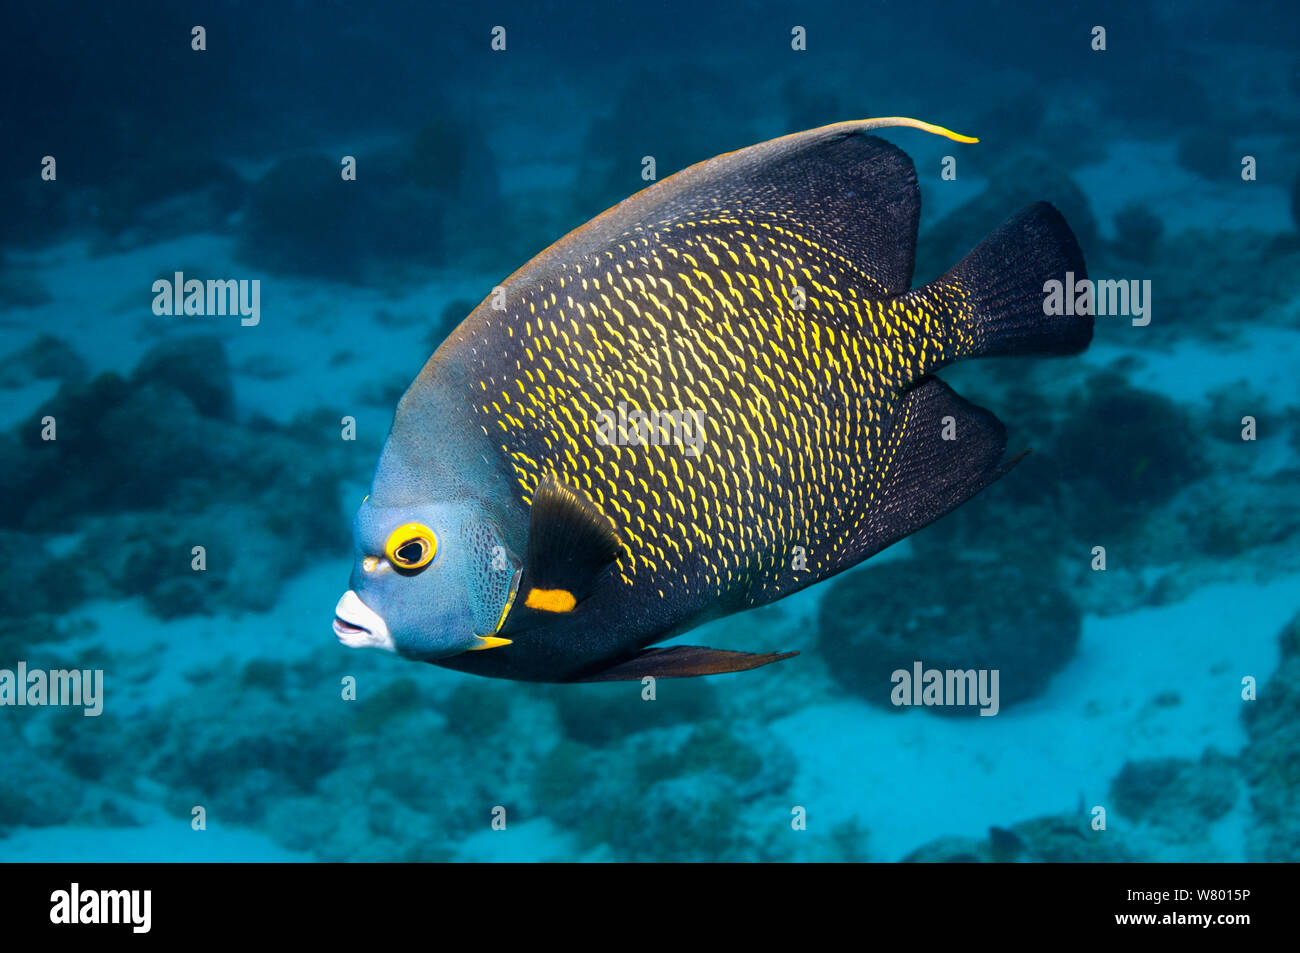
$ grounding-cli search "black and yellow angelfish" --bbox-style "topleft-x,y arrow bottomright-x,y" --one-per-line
333,118 -> 1091,682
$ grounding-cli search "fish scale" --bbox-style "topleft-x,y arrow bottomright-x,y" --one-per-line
471,210 -> 950,605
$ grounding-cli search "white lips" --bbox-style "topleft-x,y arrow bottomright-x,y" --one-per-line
333,590 -> 396,652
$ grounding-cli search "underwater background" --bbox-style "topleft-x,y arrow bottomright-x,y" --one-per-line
1,0 -> 1298,862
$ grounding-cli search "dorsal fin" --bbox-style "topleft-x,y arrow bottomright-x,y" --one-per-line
498,473 -> 621,634
495,118 -> 977,298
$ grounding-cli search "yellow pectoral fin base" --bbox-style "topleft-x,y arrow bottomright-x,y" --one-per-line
523,587 -> 577,613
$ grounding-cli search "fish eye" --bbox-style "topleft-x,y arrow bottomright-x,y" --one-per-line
384,522 -> 438,571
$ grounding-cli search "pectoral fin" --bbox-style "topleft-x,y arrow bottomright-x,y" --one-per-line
571,645 -> 799,681
499,473 -> 621,635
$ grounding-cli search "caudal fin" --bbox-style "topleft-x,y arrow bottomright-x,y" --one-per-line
905,202 -> 1091,363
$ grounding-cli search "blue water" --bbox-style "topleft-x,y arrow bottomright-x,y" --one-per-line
1,0 -> 1297,862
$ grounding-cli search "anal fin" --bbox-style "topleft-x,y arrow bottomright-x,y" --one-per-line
571,646 -> 799,681
837,375 -> 1019,570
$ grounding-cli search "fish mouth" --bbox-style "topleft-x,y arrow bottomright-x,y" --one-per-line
333,591 -> 396,652
332,616 -> 367,637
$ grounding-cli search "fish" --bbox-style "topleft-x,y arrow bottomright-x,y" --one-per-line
333,117 -> 1091,682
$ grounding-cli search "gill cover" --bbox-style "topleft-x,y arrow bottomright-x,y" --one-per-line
460,517 -> 522,647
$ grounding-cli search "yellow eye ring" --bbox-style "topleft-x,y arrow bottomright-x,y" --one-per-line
384,523 -> 437,570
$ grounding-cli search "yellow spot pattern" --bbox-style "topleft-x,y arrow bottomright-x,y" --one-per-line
459,209 -> 975,609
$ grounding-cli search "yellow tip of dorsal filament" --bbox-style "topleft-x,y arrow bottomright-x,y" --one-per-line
861,116 -> 979,144
471,635 -> 513,651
